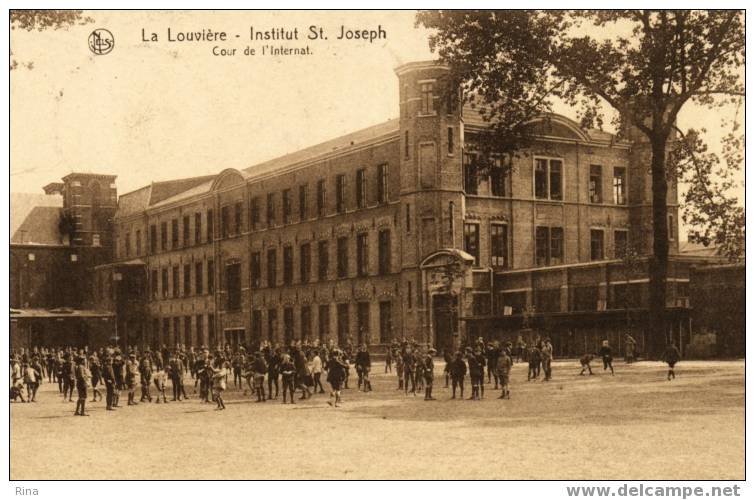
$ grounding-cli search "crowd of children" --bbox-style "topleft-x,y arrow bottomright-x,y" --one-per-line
10,335 -> 683,413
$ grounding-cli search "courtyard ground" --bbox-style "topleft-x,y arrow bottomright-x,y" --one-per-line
10,359 -> 744,480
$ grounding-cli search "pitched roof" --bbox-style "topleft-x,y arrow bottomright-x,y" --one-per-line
242,119 -> 400,180
116,175 -> 217,217
10,192 -> 63,239
11,206 -> 64,245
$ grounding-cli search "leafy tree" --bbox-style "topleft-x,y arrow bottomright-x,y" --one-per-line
10,10 -> 93,69
417,10 -> 744,356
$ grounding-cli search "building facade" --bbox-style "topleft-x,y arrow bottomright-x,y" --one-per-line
100,60 -> 724,356
10,173 -> 117,348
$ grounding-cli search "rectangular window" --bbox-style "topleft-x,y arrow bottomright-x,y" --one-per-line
283,245 -> 293,285
668,214 -> 675,241
196,314 -> 204,346
184,316 -> 192,347
161,318 -> 169,345
447,126 -> 454,154
151,269 -> 158,299
614,230 -> 629,258
282,189 -> 292,224
221,206 -> 230,238
135,229 -> 142,256
160,222 -> 168,251
195,262 -> 203,295
336,174 -> 346,213
337,303 -> 349,344
535,159 -> 548,199
357,302 -> 370,345
378,229 -> 391,275
251,310 -> 262,344
377,163 -> 388,204
379,301 -> 392,343
318,240 -> 329,281
171,219 -> 179,248
356,168 -> 367,209
283,307 -> 294,344
206,209 -> 214,243
464,223 -> 480,266
337,236 -> 349,278
183,215 -> 190,246
356,232 -> 369,277
490,156 -> 509,197
250,196 -> 260,229
299,184 -> 307,220
407,281 -> 413,310
183,264 -> 191,296
173,317 -> 180,345
208,313 -> 216,348
207,259 -> 215,294
150,225 -> 157,253
267,248 -> 277,288
550,227 -> 564,264
420,82 -> 433,114
491,224 -> 508,268
536,226 -> 564,266
535,158 -> 563,200
316,179 -> 326,217
300,243 -> 311,284
226,262 -> 241,311
549,160 -> 562,200
405,204 -> 411,233
250,251 -> 261,288
194,213 -> 201,245
172,265 -> 179,298
301,306 -> 312,341
124,232 -> 131,257
318,304 -> 330,341
613,167 -> 626,205
590,229 -> 604,261
267,308 -> 277,342
404,130 -> 410,159
590,165 -> 603,203
463,153 -> 478,195
161,268 -> 169,298
234,201 -> 243,234
267,193 -> 276,226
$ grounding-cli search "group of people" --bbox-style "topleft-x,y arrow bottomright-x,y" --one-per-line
10,334 -> 685,415
9,339 -> 376,414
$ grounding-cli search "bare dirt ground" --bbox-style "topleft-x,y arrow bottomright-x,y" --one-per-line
10,359 -> 744,480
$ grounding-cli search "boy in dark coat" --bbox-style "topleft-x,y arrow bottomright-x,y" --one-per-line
280,355 -> 296,404
422,348 -> 436,400
448,351 -> 467,399
599,340 -> 614,375
663,342 -> 681,380
527,345 -> 541,381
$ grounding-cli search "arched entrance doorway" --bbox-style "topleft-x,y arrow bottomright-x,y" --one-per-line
420,249 -> 474,353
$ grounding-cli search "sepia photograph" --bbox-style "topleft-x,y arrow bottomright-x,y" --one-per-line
7,7 -> 746,487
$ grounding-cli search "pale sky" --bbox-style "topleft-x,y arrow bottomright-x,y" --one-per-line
10,10 -> 743,238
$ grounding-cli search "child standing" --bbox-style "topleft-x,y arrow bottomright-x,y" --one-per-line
599,340 -> 614,375
212,362 -> 228,410
663,341 -> 681,380
280,354 -> 296,404
449,351 -> 467,399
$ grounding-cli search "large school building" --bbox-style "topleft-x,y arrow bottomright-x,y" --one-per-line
80,60 -> 724,356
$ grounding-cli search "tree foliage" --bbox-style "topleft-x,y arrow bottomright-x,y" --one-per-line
10,10 -> 93,70
416,10 -> 744,354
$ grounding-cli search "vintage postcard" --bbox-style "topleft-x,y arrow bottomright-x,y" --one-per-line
9,9 -> 745,485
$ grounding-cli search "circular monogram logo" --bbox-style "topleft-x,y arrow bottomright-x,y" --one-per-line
88,29 -> 115,55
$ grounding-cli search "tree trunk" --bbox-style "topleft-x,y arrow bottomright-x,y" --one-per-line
648,136 -> 670,359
